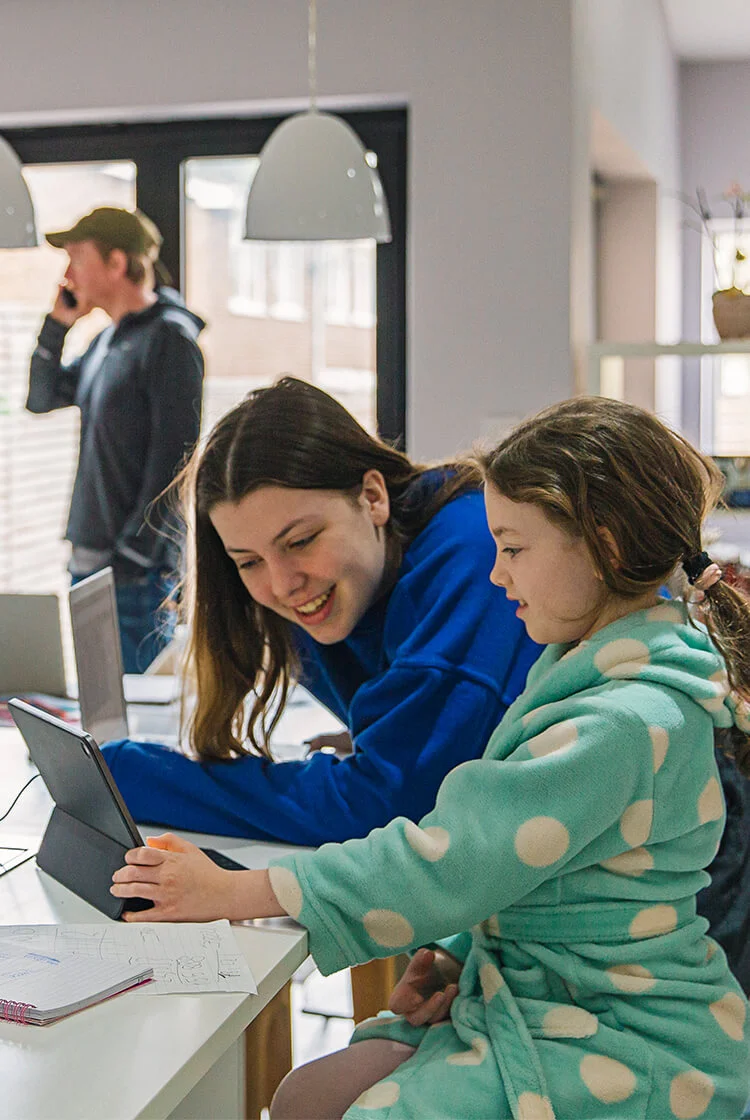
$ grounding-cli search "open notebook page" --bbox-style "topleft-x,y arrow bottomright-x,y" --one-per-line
0,938 -> 152,1024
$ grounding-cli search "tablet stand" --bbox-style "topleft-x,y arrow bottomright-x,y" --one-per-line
37,807 -> 151,920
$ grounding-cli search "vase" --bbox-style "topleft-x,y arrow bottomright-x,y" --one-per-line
712,286 -> 750,340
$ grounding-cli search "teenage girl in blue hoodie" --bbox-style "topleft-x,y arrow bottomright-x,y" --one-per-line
102,377 -> 541,845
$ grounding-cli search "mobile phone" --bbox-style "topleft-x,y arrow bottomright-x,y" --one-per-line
201,848 -> 248,871
60,287 -> 77,309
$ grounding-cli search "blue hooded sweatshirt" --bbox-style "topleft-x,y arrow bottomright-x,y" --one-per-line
102,488 -> 541,845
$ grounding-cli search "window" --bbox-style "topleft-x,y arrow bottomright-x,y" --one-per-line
1,111 -> 406,596
0,161 -> 136,594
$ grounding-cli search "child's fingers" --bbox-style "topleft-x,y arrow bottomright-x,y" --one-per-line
404,988 -> 446,1026
146,833 -> 196,853
436,983 -> 459,1019
405,947 -> 434,979
124,846 -> 168,865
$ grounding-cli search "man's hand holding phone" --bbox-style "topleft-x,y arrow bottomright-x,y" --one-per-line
51,284 -> 88,327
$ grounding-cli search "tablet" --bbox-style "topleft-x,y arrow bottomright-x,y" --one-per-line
8,699 -> 246,920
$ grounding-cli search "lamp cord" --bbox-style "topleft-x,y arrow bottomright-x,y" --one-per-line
308,0 -> 317,110
0,773 -> 40,823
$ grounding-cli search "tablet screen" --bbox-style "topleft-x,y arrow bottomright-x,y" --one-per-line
8,699 -> 142,851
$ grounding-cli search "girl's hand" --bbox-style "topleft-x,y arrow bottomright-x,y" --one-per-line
110,833 -> 283,923
304,730 -> 353,758
388,948 -> 460,1026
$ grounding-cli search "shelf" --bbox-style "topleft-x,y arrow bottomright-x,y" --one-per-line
587,340 -> 750,394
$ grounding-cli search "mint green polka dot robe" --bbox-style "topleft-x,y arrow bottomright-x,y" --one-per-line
270,602 -> 750,1119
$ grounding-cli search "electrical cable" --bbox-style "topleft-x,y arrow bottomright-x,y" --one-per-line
0,773 -> 40,823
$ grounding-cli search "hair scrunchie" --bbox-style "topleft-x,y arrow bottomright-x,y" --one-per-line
683,550 -> 723,591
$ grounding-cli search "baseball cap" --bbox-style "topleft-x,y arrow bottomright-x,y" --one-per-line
45,207 -> 162,256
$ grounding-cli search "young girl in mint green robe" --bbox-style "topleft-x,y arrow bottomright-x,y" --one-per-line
112,396 -> 750,1119
270,598 -> 749,1118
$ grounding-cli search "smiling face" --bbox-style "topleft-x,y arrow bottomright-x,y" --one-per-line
209,471 -> 390,644
484,483 -> 623,646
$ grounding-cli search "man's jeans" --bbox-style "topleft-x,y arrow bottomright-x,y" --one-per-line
115,569 -> 177,673
73,568 -> 177,673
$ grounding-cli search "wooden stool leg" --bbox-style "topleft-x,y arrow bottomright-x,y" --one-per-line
350,957 -> 401,1024
244,981 -> 293,1119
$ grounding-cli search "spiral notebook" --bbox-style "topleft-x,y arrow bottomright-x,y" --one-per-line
0,937 -> 152,1025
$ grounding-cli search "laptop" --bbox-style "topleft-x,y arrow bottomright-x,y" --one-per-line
0,593 -> 68,696
7,698 -> 246,919
69,567 -> 177,744
0,835 -> 39,876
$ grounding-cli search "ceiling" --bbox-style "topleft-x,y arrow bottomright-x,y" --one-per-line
662,0 -> 750,60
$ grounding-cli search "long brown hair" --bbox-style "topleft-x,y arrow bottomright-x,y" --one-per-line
478,396 -> 750,775
180,377 -> 479,761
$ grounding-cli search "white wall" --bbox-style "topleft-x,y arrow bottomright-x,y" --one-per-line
0,0 -> 682,454
586,0 -> 682,353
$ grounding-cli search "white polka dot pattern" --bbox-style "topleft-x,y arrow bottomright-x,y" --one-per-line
542,1005 -> 598,1038
697,777 -> 723,824
445,1037 -> 488,1065
606,963 -> 657,993
267,865 -> 303,919
600,847 -> 654,877
525,720 -> 579,758
669,1069 -> 715,1118
593,639 -> 650,678
403,821 -> 451,861
362,909 -> 414,948
620,800 -> 653,847
483,914 -> 501,938
352,1080 -> 401,1110
646,604 -> 685,624
579,1053 -> 636,1103
517,1092 -> 555,1120
629,904 -> 678,939
521,703 -> 554,727
479,962 -> 504,1002
696,671 -> 729,714
649,725 -> 669,772
514,816 -> 570,867
708,991 -> 746,1040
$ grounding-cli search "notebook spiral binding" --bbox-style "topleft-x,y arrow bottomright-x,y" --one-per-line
0,998 -> 33,1024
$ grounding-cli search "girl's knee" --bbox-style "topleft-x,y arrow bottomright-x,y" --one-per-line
270,1040 -> 415,1120
269,1065 -> 308,1120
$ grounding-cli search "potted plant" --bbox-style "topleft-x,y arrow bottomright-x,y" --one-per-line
684,182 -> 750,339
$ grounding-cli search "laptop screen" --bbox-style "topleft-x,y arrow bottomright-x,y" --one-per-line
0,593 -> 67,696
69,568 -> 129,744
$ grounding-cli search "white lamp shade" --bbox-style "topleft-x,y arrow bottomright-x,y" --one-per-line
0,136 -> 38,248
245,111 -> 391,242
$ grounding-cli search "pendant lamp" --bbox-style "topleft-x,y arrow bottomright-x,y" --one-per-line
244,0 -> 391,242
0,135 -> 38,248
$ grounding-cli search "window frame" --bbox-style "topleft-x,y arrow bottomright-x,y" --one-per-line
5,109 -> 407,446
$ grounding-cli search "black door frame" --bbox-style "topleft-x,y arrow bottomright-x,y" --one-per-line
6,109 -> 407,445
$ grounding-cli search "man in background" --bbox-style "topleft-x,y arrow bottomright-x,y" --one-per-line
26,207 -> 205,672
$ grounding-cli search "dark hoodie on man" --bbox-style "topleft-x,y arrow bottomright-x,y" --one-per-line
27,287 -> 205,578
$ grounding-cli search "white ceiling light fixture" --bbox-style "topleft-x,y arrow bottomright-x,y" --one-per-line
244,0 -> 391,242
0,135 -> 38,248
